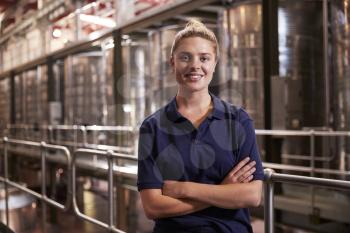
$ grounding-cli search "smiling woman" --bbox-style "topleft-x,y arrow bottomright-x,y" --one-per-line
137,19 -> 263,233
171,37 -> 216,96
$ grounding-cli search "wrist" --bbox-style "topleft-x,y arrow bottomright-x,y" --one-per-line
181,181 -> 193,198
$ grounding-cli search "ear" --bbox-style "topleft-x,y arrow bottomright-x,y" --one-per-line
213,57 -> 219,69
170,56 -> 175,71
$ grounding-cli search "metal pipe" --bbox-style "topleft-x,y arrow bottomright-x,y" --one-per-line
263,162 -> 350,176
256,129 -> 350,137
264,169 -> 275,233
271,173 -> 350,190
281,153 -> 334,162
3,137 -> 9,227
323,0 -> 330,126
41,141 -> 47,233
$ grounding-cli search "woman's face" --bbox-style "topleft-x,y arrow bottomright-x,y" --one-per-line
170,37 -> 217,94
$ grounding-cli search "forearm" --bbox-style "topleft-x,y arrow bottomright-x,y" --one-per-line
140,190 -> 209,219
180,181 -> 262,209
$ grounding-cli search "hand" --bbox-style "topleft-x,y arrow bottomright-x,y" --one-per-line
221,157 -> 256,185
162,180 -> 186,198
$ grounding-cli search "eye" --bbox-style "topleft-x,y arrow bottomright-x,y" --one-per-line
179,54 -> 190,61
200,56 -> 210,62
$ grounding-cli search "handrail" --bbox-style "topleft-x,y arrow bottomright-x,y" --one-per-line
6,124 -> 136,154
263,162 -> 350,177
72,148 -> 137,233
1,137 -> 72,229
7,124 -> 135,132
263,169 -> 350,233
255,129 -> 350,178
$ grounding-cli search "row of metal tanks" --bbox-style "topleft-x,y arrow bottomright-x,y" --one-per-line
0,0 -> 349,232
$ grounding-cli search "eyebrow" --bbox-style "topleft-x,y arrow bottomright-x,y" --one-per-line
178,52 -> 212,56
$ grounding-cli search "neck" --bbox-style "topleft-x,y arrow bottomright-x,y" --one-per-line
176,89 -> 211,110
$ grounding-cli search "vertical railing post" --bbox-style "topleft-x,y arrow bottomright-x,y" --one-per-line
82,126 -> 87,147
73,125 -> 78,150
41,141 -> 47,233
310,130 -> 316,211
48,125 -> 53,144
107,150 -> 114,231
310,130 -> 315,177
264,168 -> 275,233
3,137 -> 9,227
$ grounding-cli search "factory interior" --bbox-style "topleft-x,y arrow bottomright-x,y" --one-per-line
0,0 -> 349,232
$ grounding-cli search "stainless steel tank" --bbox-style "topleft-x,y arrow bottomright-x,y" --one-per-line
13,74 -> 25,139
64,41 -> 149,128
276,0 -> 325,130
121,37 -> 150,127
103,36 -> 150,127
0,78 -> 10,137
64,51 -> 105,126
148,25 -> 178,112
103,42 -> 116,126
23,66 -> 49,140
220,1 -> 264,129
331,0 -> 350,172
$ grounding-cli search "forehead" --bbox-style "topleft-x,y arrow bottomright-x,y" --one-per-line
175,37 -> 215,55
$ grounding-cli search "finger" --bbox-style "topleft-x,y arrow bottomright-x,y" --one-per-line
238,167 -> 256,182
164,180 -> 175,185
229,157 -> 250,176
235,161 -> 256,178
242,175 -> 254,183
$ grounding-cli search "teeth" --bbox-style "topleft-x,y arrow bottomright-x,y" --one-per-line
185,74 -> 203,81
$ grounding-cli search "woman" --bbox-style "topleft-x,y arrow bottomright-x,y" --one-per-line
137,19 -> 264,233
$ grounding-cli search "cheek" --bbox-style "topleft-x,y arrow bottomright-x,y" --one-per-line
202,63 -> 216,74
175,63 -> 189,74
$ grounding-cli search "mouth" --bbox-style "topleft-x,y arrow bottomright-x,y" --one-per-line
184,73 -> 204,81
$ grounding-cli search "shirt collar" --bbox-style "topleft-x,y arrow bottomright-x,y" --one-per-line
165,93 -> 225,122
209,93 -> 225,120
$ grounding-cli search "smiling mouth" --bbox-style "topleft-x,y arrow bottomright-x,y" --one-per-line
184,74 -> 204,81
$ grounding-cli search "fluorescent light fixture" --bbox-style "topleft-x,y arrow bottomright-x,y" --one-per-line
79,14 -> 116,28
123,104 -> 132,113
52,28 -> 62,38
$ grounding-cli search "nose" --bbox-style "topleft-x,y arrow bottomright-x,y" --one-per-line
189,57 -> 201,70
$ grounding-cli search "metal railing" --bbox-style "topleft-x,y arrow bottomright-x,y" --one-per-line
6,124 -> 136,154
0,137 -> 72,230
2,137 -> 350,233
256,129 -> 350,164
256,129 -> 350,180
0,137 -> 138,233
263,168 -> 350,233
72,148 -> 137,233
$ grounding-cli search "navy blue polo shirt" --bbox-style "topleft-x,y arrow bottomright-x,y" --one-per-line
137,94 -> 264,233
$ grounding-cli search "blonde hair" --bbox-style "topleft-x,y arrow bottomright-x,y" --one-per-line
170,19 -> 219,60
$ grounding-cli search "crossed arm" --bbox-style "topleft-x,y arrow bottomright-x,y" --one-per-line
140,157 -> 262,219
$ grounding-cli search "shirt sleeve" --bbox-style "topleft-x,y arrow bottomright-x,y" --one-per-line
137,120 -> 164,191
236,111 -> 264,181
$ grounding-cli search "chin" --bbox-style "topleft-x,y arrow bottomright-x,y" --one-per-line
184,85 -> 208,93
